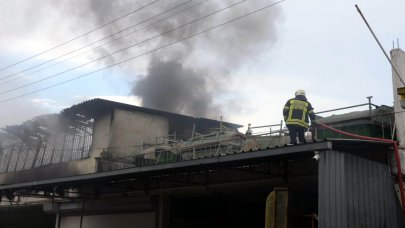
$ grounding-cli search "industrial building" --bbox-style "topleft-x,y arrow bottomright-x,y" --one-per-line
1,49 -> 405,228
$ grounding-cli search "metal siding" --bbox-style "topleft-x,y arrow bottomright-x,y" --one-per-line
318,150 -> 347,228
328,152 -> 334,227
319,152 -> 325,227
346,153 -> 354,227
357,154 -> 365,227
319,150 -> 404,228
376,161 -> 386,227
338,151 -> 346,227
368,157 -> 377,228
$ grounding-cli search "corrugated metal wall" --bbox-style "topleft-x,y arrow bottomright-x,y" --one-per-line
319,149 -> 404,228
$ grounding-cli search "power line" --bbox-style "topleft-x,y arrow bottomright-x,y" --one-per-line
0,0 -> 285,104
1,0 -> 209,86
0,0 -> 159,74
0,0 -> 199,83
0,0 -> 247,96
355,5 -> 405,87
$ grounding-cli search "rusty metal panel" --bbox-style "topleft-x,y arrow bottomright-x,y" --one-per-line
319,150 -> 404,228
265,188 -> 288,228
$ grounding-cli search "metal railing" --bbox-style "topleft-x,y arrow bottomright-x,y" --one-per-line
97,132 -> 244,169
245,121 -> 284,137
313,102 -> 394,140
96,123 -> 289,172
96,140 -> 244,172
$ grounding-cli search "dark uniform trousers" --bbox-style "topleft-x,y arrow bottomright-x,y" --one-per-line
287,125 -> 306,144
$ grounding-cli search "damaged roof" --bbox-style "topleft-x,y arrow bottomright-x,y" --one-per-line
61,98 -> 242,129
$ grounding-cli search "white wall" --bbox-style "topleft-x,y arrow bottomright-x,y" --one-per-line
110,109 -> 169,157
89,112 -> 112,158
391,48 -> 405,173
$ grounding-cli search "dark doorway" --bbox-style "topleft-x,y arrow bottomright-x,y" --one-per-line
0,205 -> 55,228
171,193 -> 267,228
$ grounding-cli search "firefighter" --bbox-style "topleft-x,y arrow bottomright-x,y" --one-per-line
283,89 -> 315,144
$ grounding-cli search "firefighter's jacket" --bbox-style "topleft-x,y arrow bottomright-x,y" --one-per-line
283,95 -> 315,128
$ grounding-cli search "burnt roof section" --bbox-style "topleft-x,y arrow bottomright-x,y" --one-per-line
61,98 -> 242,129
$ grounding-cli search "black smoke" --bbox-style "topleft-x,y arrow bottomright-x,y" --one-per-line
129,1 -> 282,117
0,0 -> 283,119
133,60 -> 218,117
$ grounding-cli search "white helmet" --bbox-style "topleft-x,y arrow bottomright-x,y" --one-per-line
295,89 -> 306,97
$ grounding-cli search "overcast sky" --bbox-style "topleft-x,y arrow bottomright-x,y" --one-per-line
0,0 -> 404,130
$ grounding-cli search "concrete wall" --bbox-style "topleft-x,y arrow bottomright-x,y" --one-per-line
391,48 -> 405,173
0,158 -> 98,184
59,213 -> 155,228
110,109 -> 169,157
89,112 -> 112,158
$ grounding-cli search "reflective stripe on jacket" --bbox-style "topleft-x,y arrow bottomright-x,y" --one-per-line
283,96 -> 315,128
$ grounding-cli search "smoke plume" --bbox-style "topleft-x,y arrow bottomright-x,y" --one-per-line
133,59 -> 217,116
0,0 -> 283,119
59,0 -> 283,117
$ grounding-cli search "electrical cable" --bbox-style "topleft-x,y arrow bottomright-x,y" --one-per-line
0,0 -> 247,96
0,0 -> 159,74
1,0 -> 209,86
0,0 -> 200,84
355,5 -> 405,87
0,0 -> 285,104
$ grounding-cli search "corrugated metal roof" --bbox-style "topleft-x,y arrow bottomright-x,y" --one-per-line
0,140 -> 333,190
0,139 -> 391,190
1,139 -> 403,226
